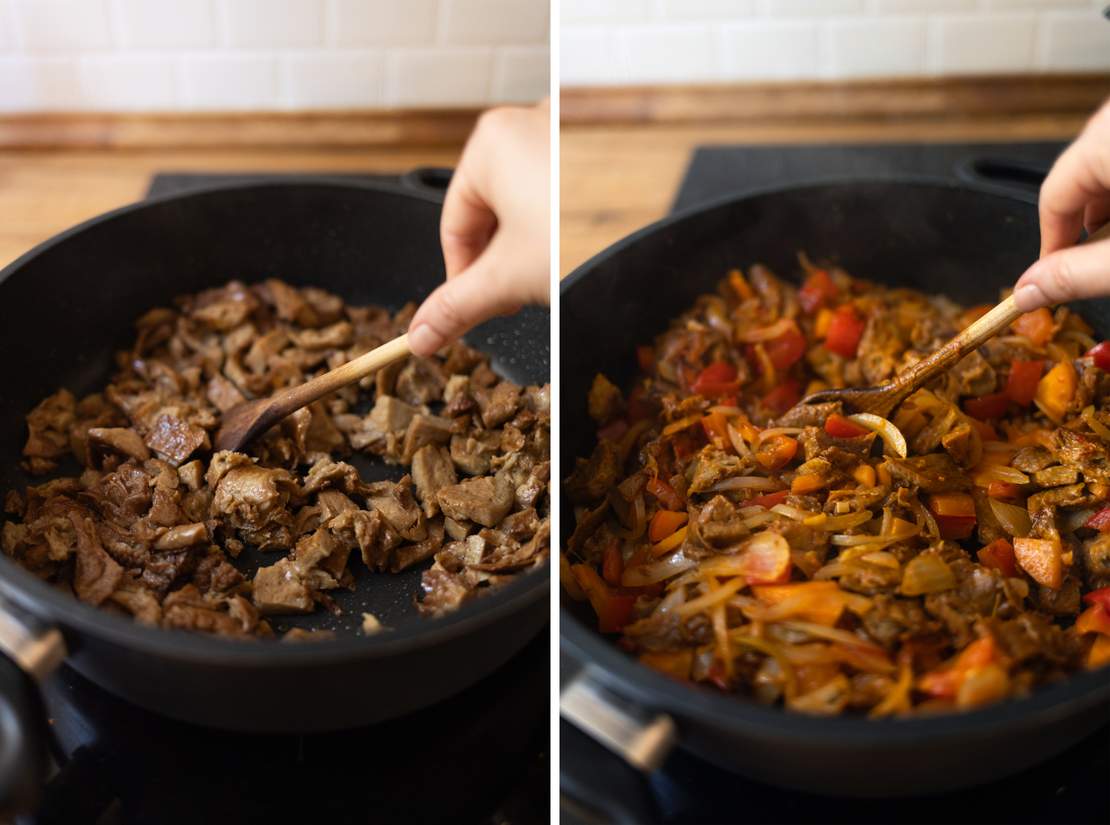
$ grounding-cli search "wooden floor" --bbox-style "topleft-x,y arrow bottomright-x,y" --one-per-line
560,113 -> 1089,276
0,144 -> 464,270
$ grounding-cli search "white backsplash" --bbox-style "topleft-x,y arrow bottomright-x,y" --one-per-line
562,0 -> 1110,85
0,0 -> 549,112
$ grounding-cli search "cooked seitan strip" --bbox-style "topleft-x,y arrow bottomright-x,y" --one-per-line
437,475 -> 515,527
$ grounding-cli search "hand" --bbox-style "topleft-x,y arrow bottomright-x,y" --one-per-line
407,101 -> 550,356
1013,99 -> 1110,312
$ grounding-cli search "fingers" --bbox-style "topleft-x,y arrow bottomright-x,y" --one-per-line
1013,237 -> 1110,311
1085,195 -> 1110,236
439,167 -> 497,279
407,237 -> 523,355
1038,107 -> 1110,256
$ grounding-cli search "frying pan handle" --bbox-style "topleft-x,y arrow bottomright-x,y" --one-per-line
560,671 -> 674,823
400,167 -> 453,201
956,156 -> 1051,196
0,596 -> 66,816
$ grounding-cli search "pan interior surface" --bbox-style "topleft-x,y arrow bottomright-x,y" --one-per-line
0,181 -> 550,651
559,180 -> 1110,784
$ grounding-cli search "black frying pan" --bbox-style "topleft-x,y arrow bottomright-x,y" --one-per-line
559,176 -> 1110,814
0,178 -> 549,814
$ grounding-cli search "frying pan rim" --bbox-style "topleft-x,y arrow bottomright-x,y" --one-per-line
559,176 -> 1110,744
0,178 -> 550,666
559,174 -> 1038,298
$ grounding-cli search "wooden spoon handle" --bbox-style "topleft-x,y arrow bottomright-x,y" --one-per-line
272,333 -> 411,417
891,221 -> 1110,401
891,295 -> 1022,396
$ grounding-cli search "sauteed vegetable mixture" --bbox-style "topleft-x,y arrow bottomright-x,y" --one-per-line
564,257 -> 1110,716
3,280 -> 549,639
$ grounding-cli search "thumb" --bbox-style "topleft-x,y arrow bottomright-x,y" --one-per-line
1013,238 -> 1110,312
407,242 -> 523,356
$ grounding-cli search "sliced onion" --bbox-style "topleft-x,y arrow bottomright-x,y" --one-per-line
979,464 -> 1031,485
613,493 -> 646,540
770,503 -> 812,521
1061,328 -> 1097,351
675,575 -> 748,617
847,413 -> 907,458
804,510 -> 872,531
742,511 -> 776,529
900,554 -> 956,596
831,530 -> 917,548
989,498 -> 1032,537
727,423 -> 755,461
709,405 -> 742,416
739,505 -> 766,518
1082,406 -> 1110,443
696,531 -> 791,583
709,476 -> 781,492
621,548 -> 696,587
779,621 -> 884,650
860,551 -> 901,569
736,317 -> 795,343
662,413 -> 702,436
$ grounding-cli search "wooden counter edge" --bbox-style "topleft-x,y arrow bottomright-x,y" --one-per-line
0,108 -> 485,150
562,74 -> 1110,125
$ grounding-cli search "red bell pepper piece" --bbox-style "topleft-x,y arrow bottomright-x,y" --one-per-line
978,538 -> 1017,578
571,564 -> 636,634
1005,359 -> 1045,406
825,305 -> 866,358
1075,603 -> 1110,636
701,411 -> 731,448
1011,308 -> 1055,346
1083,586 -> 1110,612
1088,341 -> 1110,371
824,414 -> 869,439
691,361 -> 740,398
761,379 -> 801,416
755,435 -> 799,472
928,493 -> 977,540
934,515 -> 976,540
963,392 -> 1010,420
764,322 -> 807,370
749,490 -> 789,509
646,476 -> 684,511
1086,507 -> 1110,533
601,540 -> 623,586
798,269 -> 838,314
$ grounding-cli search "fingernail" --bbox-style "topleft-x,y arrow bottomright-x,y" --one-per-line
1013,283 -> 1047,312
408,323 -> 441,356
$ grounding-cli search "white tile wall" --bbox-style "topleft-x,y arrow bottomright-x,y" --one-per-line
0,0 -> 548,112
492,45 -> 550,102
935,13 -> 1037,75
386,47 -> 493,106
563,0 -> 1110,86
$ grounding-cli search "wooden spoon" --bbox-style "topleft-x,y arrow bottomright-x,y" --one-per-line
789,221 -> 1110,420
214,333 -> 411,452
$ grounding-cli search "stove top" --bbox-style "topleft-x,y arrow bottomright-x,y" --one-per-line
33,631 -> 548,825
562,138 -> 1110,825
21,171 -> 548,825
